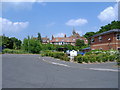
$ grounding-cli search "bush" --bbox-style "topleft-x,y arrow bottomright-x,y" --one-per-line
74,55 -> 83,63
42,50 -> 118,64
74,50 -> 118,64
82,55 -> 89,63
41,51 -> 69,61
89,55 -> 96,63
117,58 -> 120,66
2,49 -> 28,54
60,55 -> 70,61
108,55 -> 116,61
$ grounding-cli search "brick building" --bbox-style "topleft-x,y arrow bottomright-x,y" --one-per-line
41,36 -> 50,44
33,36 -> 50,44
90,29 -> 120,50
50,30 -> 88,46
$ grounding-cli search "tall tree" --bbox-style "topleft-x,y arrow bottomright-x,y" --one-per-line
22,37 -> 42,53
37,33 -> 42,43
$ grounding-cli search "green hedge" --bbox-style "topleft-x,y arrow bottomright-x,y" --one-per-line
74,52 -> 118,64
41,51 -> 69,61
2,49 -> 29,54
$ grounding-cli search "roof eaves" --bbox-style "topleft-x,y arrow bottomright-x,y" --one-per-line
90,29 -> 120,38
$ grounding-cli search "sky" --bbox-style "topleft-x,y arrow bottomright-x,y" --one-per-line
1,2 -> 118,40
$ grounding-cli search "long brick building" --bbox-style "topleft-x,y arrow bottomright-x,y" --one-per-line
50,30 -> 88,46
90,29 -> 120,50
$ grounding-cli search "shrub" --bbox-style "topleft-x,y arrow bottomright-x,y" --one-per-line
74,55 -> 83,63
93,54 -> 101,63
82,55 -> 89,63
42,50 -> 118,64
41,51 -> 69,61
108,55 -> 116,61
60,55 -> 70,61
117,58 -> 120,66
2,49 -> 28,54
90,55 -> 96,63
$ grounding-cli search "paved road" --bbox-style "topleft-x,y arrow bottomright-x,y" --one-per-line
2,54 -> 118,88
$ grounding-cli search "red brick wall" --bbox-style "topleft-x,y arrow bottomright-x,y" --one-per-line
90,32 -> 120,50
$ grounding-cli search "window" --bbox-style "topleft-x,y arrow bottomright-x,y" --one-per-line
56,39 -> 58,41
67,39 -> 69,42
98,36 -> 102,41
118,48 -> 120,51
62,39 -> 64,41
42,40 -> 46,42
116,34 -> 120,40
91,38 -> 94,43
99,48 -> 103,50
72,39 -> 75,41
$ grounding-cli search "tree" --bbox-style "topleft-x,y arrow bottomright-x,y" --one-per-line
0,36 -> 2,46
75,39 -> 85,47
96,21 -> 120,34
37,33 -> 42,43
10,37 -> 22,49
2,35 -> 11,48
22,37 -> 42,53
1,35 -> 22,49
84,32 -> 95,45
22,38 -> 29,51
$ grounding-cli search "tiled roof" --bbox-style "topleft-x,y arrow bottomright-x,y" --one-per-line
42,37 -> 49,40
50,37 -> 87,43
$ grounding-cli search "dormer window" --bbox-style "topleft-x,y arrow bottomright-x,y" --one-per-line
116,34 -> 120,40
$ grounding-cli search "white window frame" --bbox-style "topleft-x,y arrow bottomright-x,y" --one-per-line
91,38 -> 94,43
116,34 -> 120,40
98,36 -> 102,42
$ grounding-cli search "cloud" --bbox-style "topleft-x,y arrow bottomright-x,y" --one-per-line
2,0 -> 44,2
66,18 -> 88,26
2,0 -> 46,11
54,33 -> 65,37
98,4 -> 118,22
0,17 -> 29,34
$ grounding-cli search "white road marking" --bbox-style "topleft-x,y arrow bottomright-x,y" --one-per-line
41,57 -> 118,72
89,68 -> 118,72
41,58 -> 70,67
51,62 -> 70,67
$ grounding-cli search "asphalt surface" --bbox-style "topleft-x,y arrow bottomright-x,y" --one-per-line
2,54 -> 118,88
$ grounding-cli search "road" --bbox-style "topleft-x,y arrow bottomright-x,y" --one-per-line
2,54 -> 118,88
